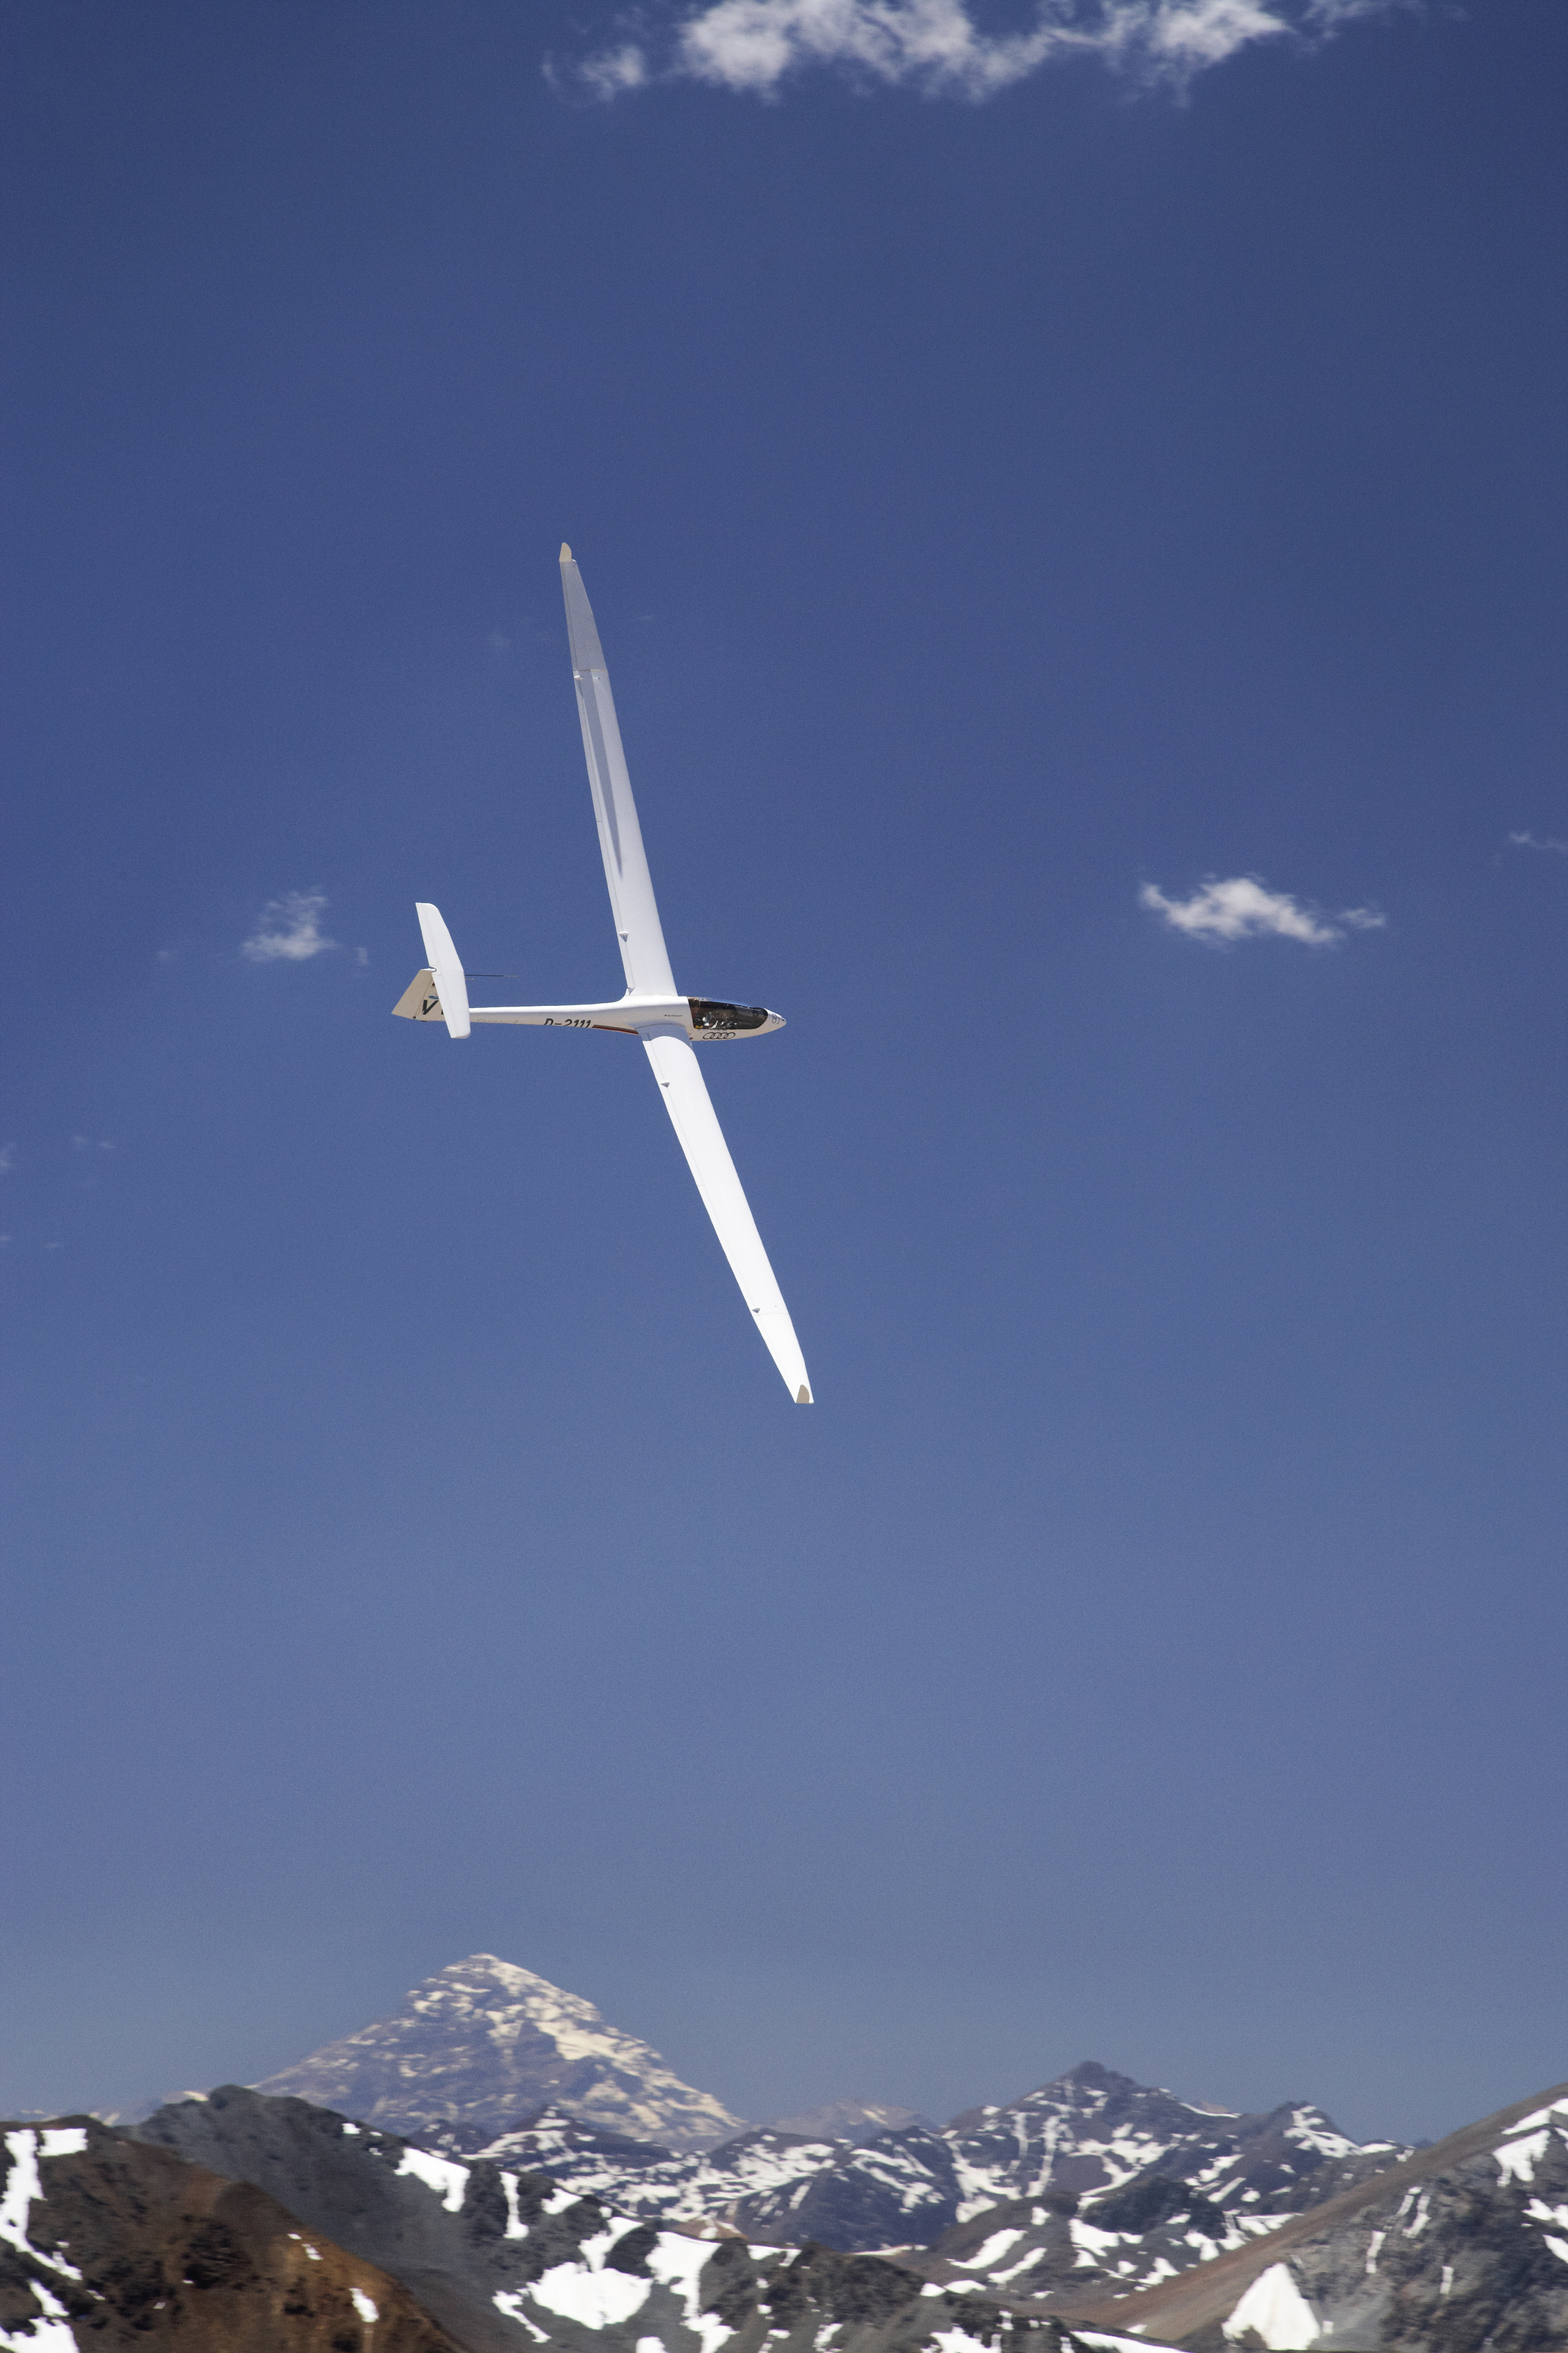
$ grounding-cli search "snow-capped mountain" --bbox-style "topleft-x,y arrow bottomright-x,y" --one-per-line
942,2060 -> 1399,2218
242,1955 -> 1417,2311
18,2074 -> 1568,2353
30,1950 -> 1564,2348
1060,2077 -> 1568,2349
120,2073 -> 1568,2349
887,2060 -> 1409,2302
120,2084 -> 1180,2353
412,2059 -> 1406,2304
246,1953 -> 1398,2288
254,1955 -> 745,2153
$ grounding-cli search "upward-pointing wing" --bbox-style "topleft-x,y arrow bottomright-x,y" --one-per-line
560,546 -> 676,998
644,1031 -> 813,1403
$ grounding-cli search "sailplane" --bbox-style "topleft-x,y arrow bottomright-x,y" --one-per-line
394,546 -> 812,1403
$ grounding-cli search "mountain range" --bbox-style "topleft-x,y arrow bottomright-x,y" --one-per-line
5,1952 -> 1565,2349
423,2057 -> 1406,2295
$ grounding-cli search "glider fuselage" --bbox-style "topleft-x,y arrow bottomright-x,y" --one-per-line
395,976 -> 784,1043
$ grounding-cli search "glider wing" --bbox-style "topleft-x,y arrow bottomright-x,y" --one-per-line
560,546 -> 677,999
643,1030 -> 812,1403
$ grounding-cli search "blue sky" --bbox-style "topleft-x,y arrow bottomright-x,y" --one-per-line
2,0 -> 1564,2147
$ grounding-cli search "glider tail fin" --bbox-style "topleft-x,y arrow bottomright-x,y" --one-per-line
413,903 -> 471,1039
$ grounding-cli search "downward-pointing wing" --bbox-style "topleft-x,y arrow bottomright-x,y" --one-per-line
560,546 -> 676,998
644,1032 -> 813,1403
559,546 -> 809,1399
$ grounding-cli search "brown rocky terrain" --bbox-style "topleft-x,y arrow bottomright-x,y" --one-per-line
0,2116 -> 459,2351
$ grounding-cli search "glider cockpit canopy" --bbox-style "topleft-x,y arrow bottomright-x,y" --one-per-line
688,998 -> 770,1033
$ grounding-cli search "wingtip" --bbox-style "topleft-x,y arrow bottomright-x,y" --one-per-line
796,1385 -> 813,1404
559,541 -> 572,562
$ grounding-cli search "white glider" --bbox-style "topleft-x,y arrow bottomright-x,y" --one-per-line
394,546 -> 812,1404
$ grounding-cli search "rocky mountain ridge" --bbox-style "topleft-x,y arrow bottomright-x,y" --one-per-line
2,2089 -> 1156,2353
1062,2079 -> 1568,2350
136,2074 -> 1568,2349
417,2058 -> 1407,2304
123,2075 -> 1568,2349
11,2062 -> 1568,2346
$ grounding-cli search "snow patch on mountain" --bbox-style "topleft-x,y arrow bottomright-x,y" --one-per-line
1,2132 -> 76,2274
1221,2260 -> 1320,2347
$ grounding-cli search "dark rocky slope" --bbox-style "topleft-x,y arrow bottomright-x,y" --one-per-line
0,2115 -> 457,2351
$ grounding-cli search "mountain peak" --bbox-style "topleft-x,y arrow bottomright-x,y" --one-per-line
254,1956 -> 745,2152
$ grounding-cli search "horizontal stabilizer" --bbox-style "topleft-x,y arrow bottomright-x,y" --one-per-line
415,903 -> 471,1040
392,968 -> 445,1021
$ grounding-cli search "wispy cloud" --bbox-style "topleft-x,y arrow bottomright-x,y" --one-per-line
0,1144 -> 14,1175
241,890 -> 338,963
555,0 -> 1406,102
576,40 -> 653,96
1139,874 -> 1386,945
1507,829 -> 1568,856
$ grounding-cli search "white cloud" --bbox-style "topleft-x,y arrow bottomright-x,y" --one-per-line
241,890 -> 338,963
1139,874 -> 1386,945
1508,829 -> 1568,856
579,40 -> 652,96
558,0 -> 1406,102
0,1144 -> 14,1174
